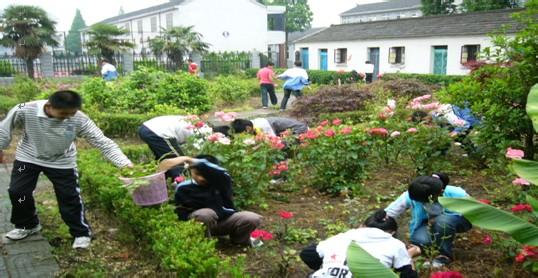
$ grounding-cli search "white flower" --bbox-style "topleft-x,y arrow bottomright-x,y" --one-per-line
387,99 -> 396,110
217,137 -> 231,145
243,138 -> 256,145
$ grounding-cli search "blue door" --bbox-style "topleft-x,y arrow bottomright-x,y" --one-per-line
319,49 -> 328,70
301,48 -> 309,69
368,47 -> 380,80
433,46 -> 448,75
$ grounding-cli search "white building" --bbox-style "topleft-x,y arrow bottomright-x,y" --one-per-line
294,9 -> 523,76
83,0 -> 285,54
340,0 -> 423,24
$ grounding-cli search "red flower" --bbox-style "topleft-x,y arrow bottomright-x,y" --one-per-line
195,121 -> 205,128
325,129 -> 336,137
305,130 -> 320,140
517,245 -> 538,263
430,271 -> 464,278
515,253 -> 527,263
340,126 -> 353,135
368,127 -> 389,137
511,203 -> 533,213
320,120 -> 329,126
174,176 -> 185,184
251,229 -> 274,241
332,118 -> 342,126
277,162 -> 288,171
483,234 -> 493,245
478,199 -> 491,205
279,210 -> 294,219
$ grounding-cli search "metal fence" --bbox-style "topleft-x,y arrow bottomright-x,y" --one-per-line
200,56 -> 251,76
0,55 -> 42,78
133,54 -> 182,72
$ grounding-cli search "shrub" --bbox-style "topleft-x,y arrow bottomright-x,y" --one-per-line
366,79 -> 438,99
290,85 -> 374,121
90,113 -> 153,138
291,123 -> 369,195
307,70 -> 359,85
401,125 -> 453,175
208,76 -> 258,105
78,146 -> 246,276
0,60 -> 15,77
12,75 -> 40,102
0,95 -> 19,116
382,73 -> 464,86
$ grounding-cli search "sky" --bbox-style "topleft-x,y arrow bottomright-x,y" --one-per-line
0,0 -> 380,32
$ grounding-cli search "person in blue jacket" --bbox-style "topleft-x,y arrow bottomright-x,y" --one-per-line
278,61 -> 309,112
100,59 -> 118,81
385,173 -> 472,268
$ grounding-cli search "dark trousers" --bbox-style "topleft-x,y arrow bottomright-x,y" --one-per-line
280,89 -> 302,110
260,84 -> 278,107
300,243 -> 323,270
8,160 -> 91,237
365,73 -> 373,83
138,125 -> 184,180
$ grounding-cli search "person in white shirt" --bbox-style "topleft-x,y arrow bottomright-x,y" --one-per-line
300,209 -> 419,278
100,59 -> 118,81
363,61 -> 375,83
278,61 -> 310,111
138,115 -> 211,179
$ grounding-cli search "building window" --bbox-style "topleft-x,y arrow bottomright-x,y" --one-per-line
123,22 -> 130,32
151,17 -> 157,33
137,20 -> 143,35
334,48 -> 347,64
268,14 -> 285,31
461,44 -> 480,64
166,13 -> 173,29
389,47 -> 405,64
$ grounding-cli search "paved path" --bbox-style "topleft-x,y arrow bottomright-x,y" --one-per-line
0,164 -> 59,278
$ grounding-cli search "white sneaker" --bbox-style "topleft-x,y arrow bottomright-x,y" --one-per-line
72,236 -> 91,249
250,237 -> 263,248
5,224 -> 42,240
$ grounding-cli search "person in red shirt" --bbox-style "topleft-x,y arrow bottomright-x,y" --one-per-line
188,59 -> 199,76
256,62 -> 278,108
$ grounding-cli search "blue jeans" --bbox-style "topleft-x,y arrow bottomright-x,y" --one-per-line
410,214 -> 472,258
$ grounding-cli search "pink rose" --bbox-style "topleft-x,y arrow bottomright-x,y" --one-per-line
174,176 -> 185,184
320,120 -> 329,126
279,210 -> 294,219
512,178 -> 530,186
325,129 -> 336,137
368,128 -> 389,137
483,234 -> 493,245
332,118 -> 342,126
506,148 -> 524,159
340,127 -> 353,135
251,229 -> 274,241
511,204 -> 533,213
407,128 -> 418,133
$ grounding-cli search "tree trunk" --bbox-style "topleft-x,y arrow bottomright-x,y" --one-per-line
525,124 -> 535,159
26,59 -> 35,79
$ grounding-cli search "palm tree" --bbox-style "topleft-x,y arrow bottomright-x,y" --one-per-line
161,26 -> 210,70
0,5 -> 58,78
85,23 -> 134,63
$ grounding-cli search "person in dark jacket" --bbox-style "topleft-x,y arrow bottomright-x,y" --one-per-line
166,155 -> 262,245
231,117 -> 308,137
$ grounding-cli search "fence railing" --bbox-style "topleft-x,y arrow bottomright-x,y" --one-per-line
133,54 -> 182,72
0,55 -> 42,78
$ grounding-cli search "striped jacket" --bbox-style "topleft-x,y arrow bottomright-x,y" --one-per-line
0,100 -> 131,169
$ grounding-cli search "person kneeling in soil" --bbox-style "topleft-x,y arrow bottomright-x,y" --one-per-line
231,117 -> 308,137
163,155 -> 262,245
300,209 -> 420,278
138,115 -> 211,181
385,173 -> 472,268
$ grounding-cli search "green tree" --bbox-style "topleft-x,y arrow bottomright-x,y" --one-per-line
65,9 -> 86,54
462,0 -> 517,11
85,23 -> 134,63
0,5 -> 58,78
154,26 -> 210,70
148,37 -> 165,58
421,0 -> 457,15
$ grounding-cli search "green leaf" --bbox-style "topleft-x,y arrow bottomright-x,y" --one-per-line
527,195 -> 538,218
347,242 -> 398,278
439,197 -> 538,245
527,84 -> 538,132
512,159 -> 538,185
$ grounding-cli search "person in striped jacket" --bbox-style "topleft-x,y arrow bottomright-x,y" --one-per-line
0,90 -> 133,249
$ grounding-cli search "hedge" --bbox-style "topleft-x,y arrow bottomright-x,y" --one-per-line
78,146 -> 246,277
90,112 -> 153,138
381,73 -> 464,86
0,95 -> 19,116
244,68 -> 361,85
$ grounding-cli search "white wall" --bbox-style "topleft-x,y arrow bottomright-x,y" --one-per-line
295,36 -> 496,75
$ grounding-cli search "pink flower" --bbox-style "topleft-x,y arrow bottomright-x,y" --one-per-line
207,132 -> 225,142
280,130 -> 292,137
412,95 -> 432,103
277,163 -> 288,172
215,111 -> 238,122
251,229 -> 274,241
430,271 -> 464,278
368,128 -> 389,137
320,120 -> 329,126
185,124 -> 195,130
512,178 -> 531,186
325,129 -> 336,137
479,199 -> 491,205
515,253 -> 527,263
217,137 -> 231,145
515,245 -> 538,263
174,176 -> 185,184
387,99 -> 396,110
483,234 -> 493,245
332,118 -> 342,126
305,130 -> 320,140
407,128 -> 418,133
378,112 -> 389,120
214,111 -> 225,117
279,210 -> 294,219
506,148 -> 524,159
195,121 -> 205,128
340,127 -> 353,135
390,131 -> 401,138
186,115 -> 199,121
421,102 -> 440,111
511,203 -> 533,213
270,169 -> 281,176
377,73 -> 384,79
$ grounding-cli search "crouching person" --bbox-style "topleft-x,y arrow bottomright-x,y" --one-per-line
300,209 -> 419,278
163,155 -> 262,245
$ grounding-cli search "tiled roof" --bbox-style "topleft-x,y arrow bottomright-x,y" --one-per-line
341,0 -> 422,16
97,0 -> 184,24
